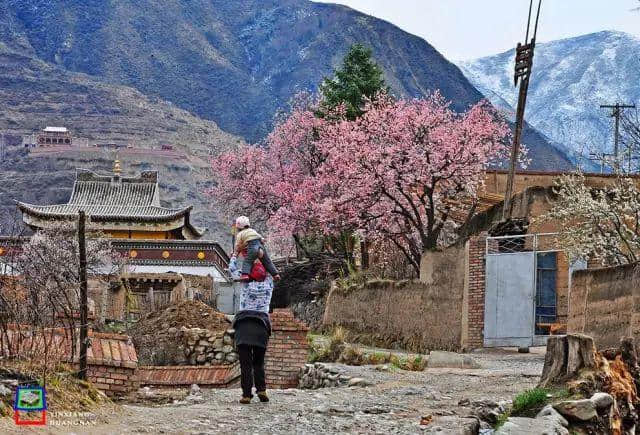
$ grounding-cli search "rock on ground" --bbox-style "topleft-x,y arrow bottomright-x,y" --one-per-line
427,351 -> 481,369
496,416 -> 569,435
553,399 -> 598,421
424,416 -> 480,434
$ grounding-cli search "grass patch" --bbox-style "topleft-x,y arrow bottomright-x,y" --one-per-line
307,330 -> 426,371
511,387 -> 550,417
493,411 -> 510,430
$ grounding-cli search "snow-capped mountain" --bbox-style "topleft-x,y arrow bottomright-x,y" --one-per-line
458,31 -> 640,167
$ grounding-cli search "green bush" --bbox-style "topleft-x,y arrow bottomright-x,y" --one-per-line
511,388 -> 550,417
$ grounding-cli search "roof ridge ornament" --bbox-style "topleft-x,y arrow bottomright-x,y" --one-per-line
113,159 -> 122,176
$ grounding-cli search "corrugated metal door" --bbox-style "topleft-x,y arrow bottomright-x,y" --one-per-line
484,252 -> 536,347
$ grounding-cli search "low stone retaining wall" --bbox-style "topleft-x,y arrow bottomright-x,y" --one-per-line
298,363 -> 369,389
4,310 -> 308,393
137,364 -> 240,387
568,263 -> 639,349
178,327 -> 238,365
266,309 -> 310,389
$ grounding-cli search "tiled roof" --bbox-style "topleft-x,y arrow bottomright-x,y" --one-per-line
70,169 -> 160,206
18,169 -> 206,237
87,331 -> 138,369
17,203 -> 192,222
69,181 -> 158,206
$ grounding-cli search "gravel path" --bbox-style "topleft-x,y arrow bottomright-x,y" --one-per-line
1,348 -> 545,434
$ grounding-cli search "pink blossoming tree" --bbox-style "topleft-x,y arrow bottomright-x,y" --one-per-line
211,92 -> 510,273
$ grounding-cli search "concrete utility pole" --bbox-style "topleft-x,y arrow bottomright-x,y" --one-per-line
588,152 -> 614,174
78,211 -> 88,380
600,103 -> 636,172
503,0 -> 542,220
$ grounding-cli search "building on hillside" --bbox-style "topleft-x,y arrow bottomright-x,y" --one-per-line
36,126 -> 73,146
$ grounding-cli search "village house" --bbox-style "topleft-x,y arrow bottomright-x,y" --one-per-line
324,169 -> 640,352
456,169 -> 640,349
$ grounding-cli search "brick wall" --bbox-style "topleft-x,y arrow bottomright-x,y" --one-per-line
84,331 -> 139,397
137,364 -> 240,387
265,309 -> 309,389
463,234 -> 487,350
86,365 -> 137,397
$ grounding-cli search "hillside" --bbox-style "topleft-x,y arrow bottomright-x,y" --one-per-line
0,45 -> 242,154
0,44 -> 244,239
0,0 -> 573,171
458,31 -> 640,166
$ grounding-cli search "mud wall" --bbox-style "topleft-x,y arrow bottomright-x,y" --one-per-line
322,246 -> 466,352
568,263 -> 639,349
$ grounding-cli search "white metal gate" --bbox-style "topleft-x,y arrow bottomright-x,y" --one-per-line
484,233 -> 559,348
484,251 -> 535,347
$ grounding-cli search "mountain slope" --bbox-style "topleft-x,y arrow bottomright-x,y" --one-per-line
2,0 -> 482,142
0,0 -> 571,171
458,31 -> 640,165
0,43 -> 243,238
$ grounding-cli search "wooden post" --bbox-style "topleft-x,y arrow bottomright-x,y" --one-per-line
360,239 -> 369,269
78,211 -> 88,380
148,286 -> 155,311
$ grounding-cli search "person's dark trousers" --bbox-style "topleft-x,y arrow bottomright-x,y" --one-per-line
241,239 -> 279,276
237,344 -> 267,397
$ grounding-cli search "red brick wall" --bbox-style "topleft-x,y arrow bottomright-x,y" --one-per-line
465,234 -> 487,349
86,365 -> 138,397
265,309 -> 309,389
136,364 -> 240,387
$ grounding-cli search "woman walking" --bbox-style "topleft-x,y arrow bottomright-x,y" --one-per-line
228,250 -> 274,404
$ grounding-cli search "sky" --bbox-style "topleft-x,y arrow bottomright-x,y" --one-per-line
314,0 -> 640,60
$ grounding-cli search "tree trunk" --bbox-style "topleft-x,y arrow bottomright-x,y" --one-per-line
539,334 -> 597,388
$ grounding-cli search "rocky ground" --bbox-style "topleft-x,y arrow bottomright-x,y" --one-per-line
0,347 -> 544,434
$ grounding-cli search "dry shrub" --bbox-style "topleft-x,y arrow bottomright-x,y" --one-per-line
309,329 -> 426,371
0,360 -> 112,417
338,345 -> 366,366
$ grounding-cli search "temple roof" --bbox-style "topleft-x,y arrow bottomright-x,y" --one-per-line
17,204 -> 192,221
18,169 -> 205,238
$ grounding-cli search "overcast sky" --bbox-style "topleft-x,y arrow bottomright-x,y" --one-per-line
314,0 -> 640,60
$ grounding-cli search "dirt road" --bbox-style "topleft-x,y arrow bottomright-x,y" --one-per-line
1,348 -> 544,434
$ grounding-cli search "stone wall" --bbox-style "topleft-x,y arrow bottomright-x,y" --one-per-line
266,309 -> 309,389
568,264 -> 640,349
323,245 -> 466,352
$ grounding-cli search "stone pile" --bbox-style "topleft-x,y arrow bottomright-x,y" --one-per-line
172,327 -> 238,366
495,393 -> 615,435
298,363 -> 370,389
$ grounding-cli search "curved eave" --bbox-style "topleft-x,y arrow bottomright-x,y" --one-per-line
183,213 -> 207,239
17,202 -> 193,223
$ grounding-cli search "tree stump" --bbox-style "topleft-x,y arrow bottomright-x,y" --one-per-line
539,334 -> 597,388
